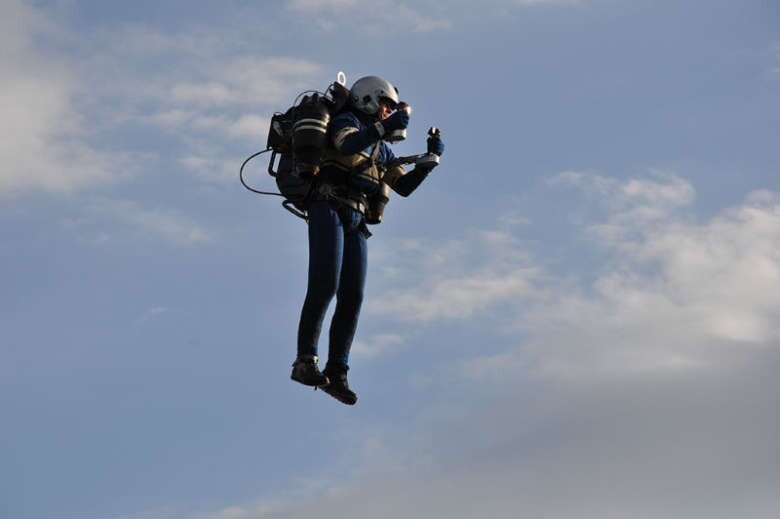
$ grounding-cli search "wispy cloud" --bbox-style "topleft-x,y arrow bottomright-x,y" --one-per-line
179,155 -> 242,185
770,40 -> 780,77
287,0 -> 581,33
185,173 -> 780,519
289,0 -> 358,9
0,0 -> 115,194
368,230 -> 540,322
515,0 -> 581,4
111,53 -> 321,185
366,171 -> 780,382
134,306 -> 170,326
350,333 -> 405,359
370,171 -> 775,376
168,57 -> 323,109
550,170 -> 696,245
113,54 -> 320,151
65,198 -> 212,246
59,23 -> 325,189
287,0 -> 452,33
498,173 -> 780,380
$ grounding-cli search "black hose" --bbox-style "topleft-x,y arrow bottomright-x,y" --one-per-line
239,148 -> 284,196
238,88 -> 331,219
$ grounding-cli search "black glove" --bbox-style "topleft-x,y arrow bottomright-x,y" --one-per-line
380,109 -> 410,134
427,134 -> 444,156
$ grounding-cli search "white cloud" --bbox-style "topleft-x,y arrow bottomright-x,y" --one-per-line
551,170 -> 695,210
502,174 -> 780,381
94,24 -> 231,60
66,198 -> 212,246
289,0 -> 358,9
170,82 -> 237,107
123,55 -> 321,186
286,0 -> 580,32
551,170 -> 696,246
368,230 -> 539,322
135,306 -> 170,326
515,0 -> 581,4
69,29 -> 324,193
228,115 -> 271,140
0,0 -> 114,194
395,5 -> 453,33
168,57 -> 323,110
350,333 -> 405,358
185,173 -> 780,519
769,41 -> 780,76
110,506 -> 180,519
109,200 -> 211,245
370,172 -> 764,375
372,268 -> 535,321
190,343 -> 780,517
180,155 -> 242,185
498,212 -> 532,227
287,0 -> 452,33
146,110 -> 270,143
60,23 -> 324,186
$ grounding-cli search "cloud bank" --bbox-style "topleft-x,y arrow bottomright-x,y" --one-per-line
196,172 -> 780,519
0,0 -> 113,194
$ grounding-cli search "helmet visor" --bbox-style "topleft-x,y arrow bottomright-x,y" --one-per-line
378,96 -> 398,110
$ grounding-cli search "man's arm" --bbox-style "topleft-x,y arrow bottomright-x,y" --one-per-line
384,131 -> 443,197
333,118 -> 381,155
385,164 -> 433,197
333,110 -> 410,155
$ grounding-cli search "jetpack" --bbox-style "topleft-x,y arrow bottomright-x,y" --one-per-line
239,71 -> 351,219
239,72 -> 442,220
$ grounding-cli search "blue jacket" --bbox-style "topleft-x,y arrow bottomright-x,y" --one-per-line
327,111 -> 397,166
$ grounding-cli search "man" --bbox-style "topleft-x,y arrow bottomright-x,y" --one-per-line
290,75 -> 444,405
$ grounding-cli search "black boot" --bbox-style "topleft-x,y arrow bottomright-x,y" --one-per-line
291,355 -> 329,387
321,364 -> 358,405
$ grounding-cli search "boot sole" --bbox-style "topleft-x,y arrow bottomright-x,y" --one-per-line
320,386 -> 358,405
290,374 -> 330,388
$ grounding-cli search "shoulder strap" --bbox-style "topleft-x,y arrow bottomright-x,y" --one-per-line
369,140 -> 381,163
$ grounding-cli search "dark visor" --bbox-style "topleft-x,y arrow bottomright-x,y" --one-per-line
378,96 -> 398,110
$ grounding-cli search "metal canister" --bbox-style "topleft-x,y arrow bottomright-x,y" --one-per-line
365,182 -> 390,225
292,94 -> 331,178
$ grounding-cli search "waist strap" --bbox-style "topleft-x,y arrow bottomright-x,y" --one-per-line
314,182 -> 367,214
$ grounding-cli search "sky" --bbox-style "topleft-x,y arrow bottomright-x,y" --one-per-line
2,0 -> 779,518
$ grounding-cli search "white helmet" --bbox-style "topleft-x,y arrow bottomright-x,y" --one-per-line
350,76 -> 399,116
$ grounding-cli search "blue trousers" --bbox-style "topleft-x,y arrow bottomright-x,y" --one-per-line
297,200 -> 368,368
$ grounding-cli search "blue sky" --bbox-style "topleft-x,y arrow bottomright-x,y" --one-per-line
2,1 -> 780,518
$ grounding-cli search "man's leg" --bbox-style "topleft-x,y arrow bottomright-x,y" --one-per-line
327,208 -> 368,368
321,207 -> 366,405
293,201 -> 343,386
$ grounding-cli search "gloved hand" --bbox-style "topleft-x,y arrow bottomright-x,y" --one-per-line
380,109 -> 410,134
427,133 -> 444,156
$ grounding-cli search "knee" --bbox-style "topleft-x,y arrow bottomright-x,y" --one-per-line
337,284 -> 364,309
309,275 -> 338,303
